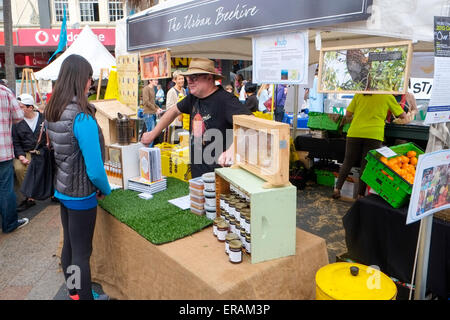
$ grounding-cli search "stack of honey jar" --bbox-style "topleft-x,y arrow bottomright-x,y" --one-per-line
213,184 -> 251,264
104,160 -> 123,179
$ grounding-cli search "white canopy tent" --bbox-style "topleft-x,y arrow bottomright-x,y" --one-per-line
35,25 -> 116,80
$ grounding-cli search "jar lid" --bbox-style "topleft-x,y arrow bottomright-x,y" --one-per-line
229,239 -> 242,249
217,221 -> 229,229
202,172 -> 215,182
226,233 -> 239,241
228,199 -> 238,206
245,210 -> 251,218
240,228 -> 246,235
241,207 -> 250,213
235,203 -> 246,209
214,217 -> 224,224
245,234 -> 251,240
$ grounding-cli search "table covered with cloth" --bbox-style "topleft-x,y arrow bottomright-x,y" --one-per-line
343,194 -> 449,299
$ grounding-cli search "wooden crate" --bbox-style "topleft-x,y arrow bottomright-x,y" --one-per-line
233,115 -> 291,188
92,99 -> 137,146
215,167 -> 297,264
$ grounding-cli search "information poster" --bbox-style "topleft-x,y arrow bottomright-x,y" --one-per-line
318,41 -> 412,94
117,54 -> 139,112
252,31 -> 309,85
406,149 -> 450,224
424,16 -> 450,125
139,49 -> 171,80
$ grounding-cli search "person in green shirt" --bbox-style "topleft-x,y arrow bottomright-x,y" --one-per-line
332,94 -> 406,199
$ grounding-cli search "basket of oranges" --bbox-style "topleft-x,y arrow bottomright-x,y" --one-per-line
361,142 -> 424,208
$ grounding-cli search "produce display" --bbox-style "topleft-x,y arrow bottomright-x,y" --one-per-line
379,150 -> 418,185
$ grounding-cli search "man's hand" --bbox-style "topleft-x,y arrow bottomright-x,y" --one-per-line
218,145 -> 234,167
141,130 -> 156,145
19,155 -> 30,165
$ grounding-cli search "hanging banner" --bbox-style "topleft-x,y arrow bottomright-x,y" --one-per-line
127,0 -> 372,51
424,16 -> 450,124
252,31 -> 309,85
406,149 -> 450,224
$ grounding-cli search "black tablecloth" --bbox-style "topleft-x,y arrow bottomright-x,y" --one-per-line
343,194 -> 449,299
295,135 -> 346,162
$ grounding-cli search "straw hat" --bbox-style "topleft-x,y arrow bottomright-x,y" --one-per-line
181,58 -> 224,79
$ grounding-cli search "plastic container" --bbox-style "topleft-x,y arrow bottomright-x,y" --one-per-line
315,169 -> 336,187
190,193 -> 205,204
189,177 -> 204,190
307,112 -> 342,131
190,199 -> 204,211
203,190 -> 216,207
189,187 -> 204,197
190,206 -> 205,216
361,142 -> 424,208
202,172 -> 216,191
205,204 -> 216,220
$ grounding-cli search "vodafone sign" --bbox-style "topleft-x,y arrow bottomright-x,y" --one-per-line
18,29 -> 115,46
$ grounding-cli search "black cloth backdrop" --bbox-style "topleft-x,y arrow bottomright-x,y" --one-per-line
343,194 -> 449,299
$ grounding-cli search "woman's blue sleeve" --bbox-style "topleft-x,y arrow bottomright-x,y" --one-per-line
73,113 -> 111,196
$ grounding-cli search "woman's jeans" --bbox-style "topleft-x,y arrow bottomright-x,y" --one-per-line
0,160 -> 19,233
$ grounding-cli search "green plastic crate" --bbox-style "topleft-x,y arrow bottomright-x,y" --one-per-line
307,112 -> 323,130
307,112 -> 342,131
342,122 -> 351,133
315,169 -> 336,187
361,142 -> 424,208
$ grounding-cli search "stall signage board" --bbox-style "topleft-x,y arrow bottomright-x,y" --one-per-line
127,0 -> 372,51
252,31 -> 308,85
406,149 -> 450,224
424,16 -> 450,125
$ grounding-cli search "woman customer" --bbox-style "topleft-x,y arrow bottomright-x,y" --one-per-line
44,54 -> 111,300
257,83 -> 270,112
165,70 -> 186,143
332,94 -> 406,199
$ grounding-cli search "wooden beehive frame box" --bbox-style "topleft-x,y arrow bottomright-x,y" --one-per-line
92,99 -> 137,146
233,115 -> 291,188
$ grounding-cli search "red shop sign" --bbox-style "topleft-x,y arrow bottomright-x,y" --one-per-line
0,31 -> 19,46
17,28 -> 115,46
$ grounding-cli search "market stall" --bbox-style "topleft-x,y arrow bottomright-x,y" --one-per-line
87,0 -> 449,301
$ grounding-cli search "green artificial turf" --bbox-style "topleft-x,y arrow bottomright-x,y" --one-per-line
98,177 -> 212,244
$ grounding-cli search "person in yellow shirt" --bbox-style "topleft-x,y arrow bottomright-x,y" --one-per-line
332,94 -> 406,199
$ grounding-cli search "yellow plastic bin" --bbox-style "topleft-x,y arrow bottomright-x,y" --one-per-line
315,262 -> 397,300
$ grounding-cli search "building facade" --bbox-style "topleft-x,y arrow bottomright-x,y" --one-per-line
0,0 -> 135,79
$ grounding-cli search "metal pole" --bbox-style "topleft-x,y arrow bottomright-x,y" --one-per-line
292,85 -> 299,138
413,123 -> 444,299
4,0 -> 16,91
413,215 -> 433,300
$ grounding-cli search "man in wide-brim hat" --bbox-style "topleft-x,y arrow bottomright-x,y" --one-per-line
141,58 -> 253,178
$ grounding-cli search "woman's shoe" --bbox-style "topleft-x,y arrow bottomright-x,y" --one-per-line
331,189 -> 341,199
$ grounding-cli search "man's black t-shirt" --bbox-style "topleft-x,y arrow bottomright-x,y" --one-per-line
177,86 -> 252,178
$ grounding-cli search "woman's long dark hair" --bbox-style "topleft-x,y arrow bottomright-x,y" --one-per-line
45,54 -> 93,122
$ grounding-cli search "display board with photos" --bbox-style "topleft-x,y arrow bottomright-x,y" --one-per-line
117,54 -> 139,112
139,48 -> 171,80
318,41 -> 413,94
